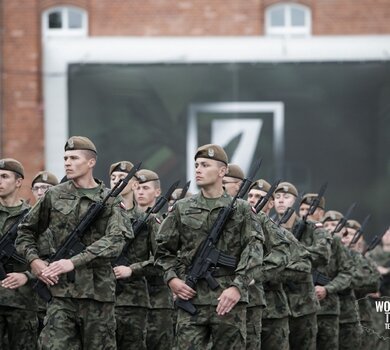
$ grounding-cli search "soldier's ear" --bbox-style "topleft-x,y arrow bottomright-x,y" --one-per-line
218,165 -> 227,178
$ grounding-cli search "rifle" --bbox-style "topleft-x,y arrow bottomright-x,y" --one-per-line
33,162 -> 142,302
348,214 -> 371,247
112,180 -> 180,294
175,159 -> 262,315
293,182 -> 328,241
363,226 -> 390,256
332,202 -> 356,234
275,192 -> 302,227
312,270 -> 331,286
0,209 -> 29,279
176,180 -> 191,202
255,179 -> 281,214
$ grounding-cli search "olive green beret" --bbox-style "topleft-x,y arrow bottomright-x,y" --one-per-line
109,161 -> 134,175
226,164 -> 244,180
249,179 -> 272,193
347,219 -> 361,230
137,169 -> 159,184
194,144 -> 228,165
32,171 -> 59,187
301,193 -> 326,210
0,158 -> 24,178
322,210 -> 343,223
64,136 -> 97,154
275,182 -> 298,197
170,188 -> 192,201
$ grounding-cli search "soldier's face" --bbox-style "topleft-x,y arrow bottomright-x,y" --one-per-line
274,192 -> 296,215
31,181 -> 53,200
64,150 -> 95,180
247,189 -> 264,207
340,227 -> 356,246
110,171 -> 135,196
222,177 -> 241,196
323,220 -> 338,233
195,158 -> 226,188
299,203 -> 310,218
134,182 -> 161,207
0,170 -> 22,199
299,204 -> 324,222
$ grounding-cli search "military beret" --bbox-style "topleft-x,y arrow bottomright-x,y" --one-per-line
322,210 -> 343,223
300,193 -> 326,210
137,169 -> 159,184
249,179 -> 272,193
226,164 -> 244,180
194,144 -> 228,165
32,171 -> 59,187
275,182 -> 298,197
109,161 -> 134,175
347,219 -> 361,230
0,158 -> 24,178
64,136 -> 97,154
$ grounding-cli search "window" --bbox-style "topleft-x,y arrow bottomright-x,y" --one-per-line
42,7 -> 88,37
265,3 -> 311,37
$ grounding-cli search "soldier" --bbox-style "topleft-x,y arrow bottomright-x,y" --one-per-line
155,144 -> 264,349
135,169 -> 175,350
16,136 -> 130,350
307,205 -> 353,350
222,164 -> 244,197
274,182 -> 332,350
299,193 -> 326,222
248,179 -> 291,350
30,171 -> 59,333
0,158 -> 38,349
109,161 -> 151,350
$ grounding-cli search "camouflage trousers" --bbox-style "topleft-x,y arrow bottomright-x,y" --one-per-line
317,314 -> 339,350
146,308 -> 175,350
0,306 -> 38,350
116,306 -> 148,350
261,317 -> 289,350
246,305 -> 263,349
175,303 -> 246,350
360,320 -> 376,349
289,312 -> 317,350
338,322 -> 362,350
39,297 -> 116,350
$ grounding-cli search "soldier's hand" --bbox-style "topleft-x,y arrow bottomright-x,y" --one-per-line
168,277 -> 196,300
42,259 -> 74,279
1,272 -> 28,289
31,258 -> 58,285
113,266 -> 132,279
216,286 -> 241,316
315,285 -> 327,300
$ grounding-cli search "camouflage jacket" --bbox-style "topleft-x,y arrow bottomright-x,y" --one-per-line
368,246 -> 390,296
256,211 -> 290,318
16,180 -> 131,302
315,236 -> 353,316
155,192 -> 264,305
291,217 -> 332,269
281,229 -> 319,317
0,201 -> 38,311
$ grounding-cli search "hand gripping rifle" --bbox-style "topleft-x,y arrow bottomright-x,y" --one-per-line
255,179 -> 281,214
175,159 -> 262,315
0,208 -> 29,280
112,180 -> 180,295
332,202 -> 356,235
293,182 -> 328,241
348,214 -> 371,247
33,162 -> 141,302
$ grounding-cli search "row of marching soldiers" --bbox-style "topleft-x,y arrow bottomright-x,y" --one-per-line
0,137 -> 388,349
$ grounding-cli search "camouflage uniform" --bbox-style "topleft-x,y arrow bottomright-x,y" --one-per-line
350,251 -> 380,350
114,205 -> 152,350
256,212 -> 291,350
284,217 -> 331,350
0,201 -> 38,350
16,180 -> 130,350
314,236 -> 353,350
155,192 -> 264,349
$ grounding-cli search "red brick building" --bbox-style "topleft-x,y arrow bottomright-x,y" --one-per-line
1,0 -> 390,202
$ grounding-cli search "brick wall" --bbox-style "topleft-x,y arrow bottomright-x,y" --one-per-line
1,0 -> 390,201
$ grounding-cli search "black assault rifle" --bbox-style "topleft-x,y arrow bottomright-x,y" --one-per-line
254,179 -> 281,214
175,159 -> 262,315
363,226 -> 390,256
33,162 -> 142,302
0,208 -> 29,280
348,214 -> 371,247
332,202 -> 356,234
293,182 -> 328,241
112,180 -> 180,295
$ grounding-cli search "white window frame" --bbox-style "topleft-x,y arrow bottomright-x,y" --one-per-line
42,6 -> 88,38
265,3 -> 311,37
